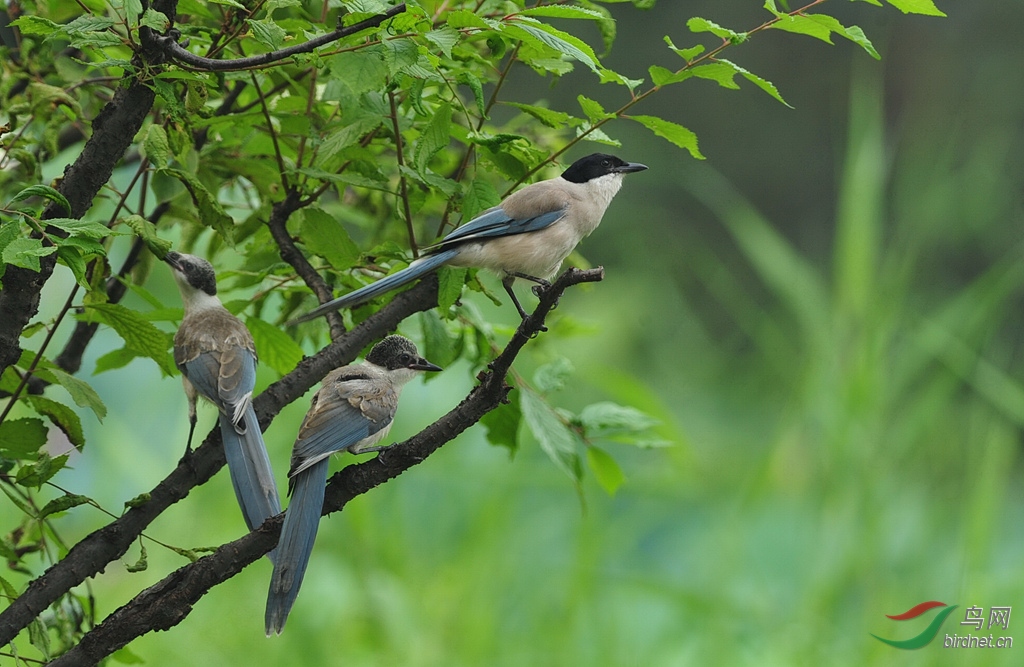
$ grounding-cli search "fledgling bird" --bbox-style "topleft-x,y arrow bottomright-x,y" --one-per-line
165,251 -> 282,544
289,153 -> 647,324
265,335 -> 442,635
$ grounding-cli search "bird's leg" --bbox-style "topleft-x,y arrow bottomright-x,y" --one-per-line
501,274 -> 530,321
507,271 -> 550,297
183,380 -> 199,457
502,274 -> 549,332
185,414 -> 197,455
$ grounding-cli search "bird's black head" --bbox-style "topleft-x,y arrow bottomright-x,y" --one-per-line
560,153 -> 648,184
164,251 -> 218,296
366,335 -> 443,372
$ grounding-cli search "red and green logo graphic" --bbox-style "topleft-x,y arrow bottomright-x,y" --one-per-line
872,601 -> 959,649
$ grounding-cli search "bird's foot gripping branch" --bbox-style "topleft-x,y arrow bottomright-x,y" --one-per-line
12,267 -> 602,667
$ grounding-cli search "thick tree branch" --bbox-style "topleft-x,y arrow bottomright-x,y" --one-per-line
0,278 -> 438,647
156,4 -> 407,72
45,267 -> 603,667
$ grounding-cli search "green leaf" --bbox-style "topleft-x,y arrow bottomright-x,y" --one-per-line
44,218 -> 113,239
9,15 -> 60,36
577,125 -> 620,147
798,14 -> 881,59
521,389 -> 582,483
0,418 -> 48,458
57,246 -> 89,288
630,115 -> 704,159
419,310 -> 459,368
140,8 -> 170,30
8,184 -> 71,214
649,64 -> 691,87
425,26 -> 461,59
49,368 -> 107,422
27,395 -> 85,448
300,207 -> 361,271
664,35 -> 704,61
38,493 -> 91,519
687,17 -> 747,43
437,267 -> 468,312
770,14 -> 833,42
16,453 -> 69,488
838,24 -> 881,59
247,18 -> 286,49
314,116 -> 383,171
587,446 -> 625,495
2,237 -> 57,272
93,347 -> 142,375
124,493 -> 151,509
534,357 -> 574,394
125,543 -> 148,573
0,219 -> 20,256
577,95 -> 612,122
717,59 -> 791,107
456,71 -> 487,118
578,402 -> 659,438
0,574 -> 19,599
885,0 -> 946,17
446,9 -> 493,29
461,177 -> 501,221
246,317 -> 304,375
122,214 -> 173,257
142,124 -> 171,170
161,168 -> 235,243
517,6 -> 607,20
504,102 -> 574,129
481,392 -> 521,453
84,303 -> 176,375
29,617 -> 50,660
415,102 -> 452,173
597,68 -> 644,91
503,21 -> 600,73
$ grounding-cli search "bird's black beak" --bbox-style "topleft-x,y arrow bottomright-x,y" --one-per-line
615,162 -> 648,174
163,251 -> 182,269
410,357 -> 443,373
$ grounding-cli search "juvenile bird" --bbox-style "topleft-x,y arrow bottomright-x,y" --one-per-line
265,335 -> 441,635
289,153 -> 647,324
165,251 -> 282,544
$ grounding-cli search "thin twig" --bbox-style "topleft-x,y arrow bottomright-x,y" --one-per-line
388,88 -> 418,257
158,4 -> 407,72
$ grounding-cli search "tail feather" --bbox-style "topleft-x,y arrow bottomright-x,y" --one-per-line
220,406 -> 282,560
288,249 -> 458,325
265,459 -> 329,635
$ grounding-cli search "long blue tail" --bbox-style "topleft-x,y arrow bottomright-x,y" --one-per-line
265,459 -> 329,635
220,405 -> 282,561
288,249 -> 458,324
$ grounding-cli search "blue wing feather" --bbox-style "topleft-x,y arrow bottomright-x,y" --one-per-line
432,206 -> 566,248
265,458 -> 329,635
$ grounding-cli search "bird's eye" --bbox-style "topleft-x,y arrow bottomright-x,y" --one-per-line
397,353 -> 412,365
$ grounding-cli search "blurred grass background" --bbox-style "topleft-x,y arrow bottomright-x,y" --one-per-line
20,1 -> 1024,664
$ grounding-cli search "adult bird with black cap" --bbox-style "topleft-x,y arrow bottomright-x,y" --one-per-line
289,153 -> 647,324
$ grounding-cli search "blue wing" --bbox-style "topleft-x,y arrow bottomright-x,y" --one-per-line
287,371 -> 397,479
431,205 -> 566,249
